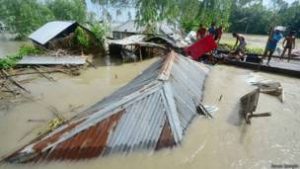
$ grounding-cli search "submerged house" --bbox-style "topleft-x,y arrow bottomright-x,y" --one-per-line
29,21 -> 94,50
107,34 -> 167,61
112,20 -> 189,49
2,51 -> 210,163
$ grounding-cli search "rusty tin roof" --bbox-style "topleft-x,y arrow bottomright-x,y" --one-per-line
2,51 -> 209,163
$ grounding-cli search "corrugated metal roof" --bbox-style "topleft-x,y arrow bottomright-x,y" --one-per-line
29,21 -> 76,45
113,20 -> 145,34
108,34 -> 145,45
18,56 -> 86,65
112,20 -> 189,48
2,51 -> 210,163
107,35 -> 166,48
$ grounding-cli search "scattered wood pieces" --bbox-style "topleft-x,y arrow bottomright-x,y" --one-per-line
240,89 -> 271,124
249,112 -> 271,118
27,119 -> 48,123
1,69 -> 30,93
218,94 -> 223,102
32,66 -> 56,81
253,81 -> 284,102
196,104 -> 213,118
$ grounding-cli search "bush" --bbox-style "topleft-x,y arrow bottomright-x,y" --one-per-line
74,27 -> 90,48
0,44 -> 44,69
90,23 -> 107,44
19,44 -> 43,56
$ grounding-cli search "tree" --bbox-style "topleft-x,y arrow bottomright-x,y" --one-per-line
90,0 -> 233,33
197,0 -> 232,28
229,0 -> 274,34
229,0 -> 300,36
46,0 -> 87,23
0,0 -> 54,39
0,0 -> 88,39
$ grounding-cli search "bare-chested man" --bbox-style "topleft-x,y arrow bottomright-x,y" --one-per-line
280,31 -> 296,62
232,32 -> 247,60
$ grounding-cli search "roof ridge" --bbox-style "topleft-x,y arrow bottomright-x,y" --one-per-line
157,51 -> 177,81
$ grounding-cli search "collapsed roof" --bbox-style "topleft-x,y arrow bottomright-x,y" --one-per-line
112,20 -> 189,48
28,21 -> 91,46
107,35 -> 166,48
2,51 -> 209,163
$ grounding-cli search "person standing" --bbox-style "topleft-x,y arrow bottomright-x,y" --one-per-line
264,29 -> 283,65
215,26 -> 223,44
196,24 -> 207,40
280,31 -> 296,62
208,22 -> 216,38
232,32 -> 247,60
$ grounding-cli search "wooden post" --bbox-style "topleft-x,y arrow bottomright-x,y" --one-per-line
240,89 -> 260,124
139,45 -> 143,61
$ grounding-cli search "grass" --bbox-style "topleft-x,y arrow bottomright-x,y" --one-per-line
0,44 -> 43,69
219,39 -> 264,55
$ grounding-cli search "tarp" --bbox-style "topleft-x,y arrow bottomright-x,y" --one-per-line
184,35 -> 217,60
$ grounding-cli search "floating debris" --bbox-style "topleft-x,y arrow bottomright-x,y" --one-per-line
240,89 -> 271,124
254,81 -> 284,102
18,56 -> 86,66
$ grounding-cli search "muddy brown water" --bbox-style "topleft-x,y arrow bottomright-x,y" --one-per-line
0,38 -> 27,58
0,41 -> 300,169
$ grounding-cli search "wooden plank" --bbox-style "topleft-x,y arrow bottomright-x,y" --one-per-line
1,70 -> 30,93
240,89 -> 260,124
223,59 -> 300,78
32,67 -> 56,81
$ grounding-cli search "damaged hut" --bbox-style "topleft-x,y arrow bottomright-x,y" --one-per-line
108,35 -> 167,62
2,51 -> 209,163
112,20 -> 188,49
29,21 -> 96,53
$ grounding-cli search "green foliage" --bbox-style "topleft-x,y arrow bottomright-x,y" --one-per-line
0,44 -> 43,69
18,44 -> 43,56
0,0 -> 87,39
229,0 -> 300,36
0,0 -> 55,39
197,0 -> 232,28
90,23 -> 107,44
245,46 -> 264,55
91,0 -> 232,33
135,0 -> 178,32
46,0 -> 87,23
218,43 -> 264,55
0,54 -> 22,69
74,27 -> 90,48
177,0 -> 233,32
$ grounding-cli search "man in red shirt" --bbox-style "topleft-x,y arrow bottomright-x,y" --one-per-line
196,24 -> 207,40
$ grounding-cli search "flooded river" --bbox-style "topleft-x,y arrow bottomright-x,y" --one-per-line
0,35 -> 27,58
0,41 -> 300,169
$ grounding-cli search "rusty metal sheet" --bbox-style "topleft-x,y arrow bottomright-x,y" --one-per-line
155,120 -> 176,150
